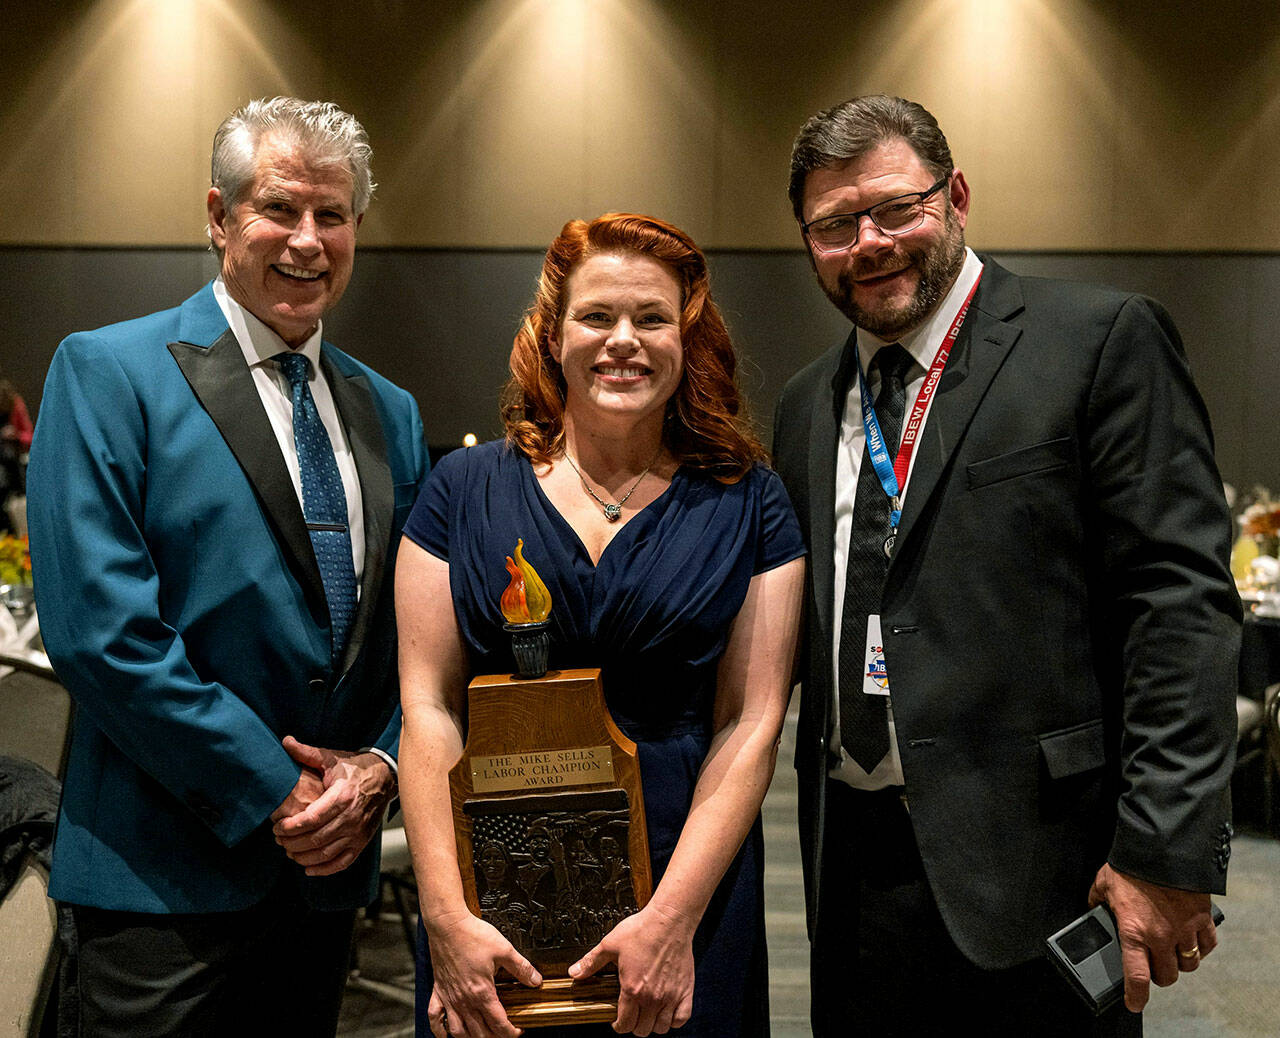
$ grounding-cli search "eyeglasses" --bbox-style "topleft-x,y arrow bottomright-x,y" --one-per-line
802,174 -> 951,254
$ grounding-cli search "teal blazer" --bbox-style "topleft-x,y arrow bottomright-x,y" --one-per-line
27,283 -> 430,913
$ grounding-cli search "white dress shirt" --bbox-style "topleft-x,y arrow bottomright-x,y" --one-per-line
212,278 -> 365,584
212,280 -> 397,777
830,248 -> 984,789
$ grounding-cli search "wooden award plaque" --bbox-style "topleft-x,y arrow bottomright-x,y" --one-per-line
449,667 -> 652,1027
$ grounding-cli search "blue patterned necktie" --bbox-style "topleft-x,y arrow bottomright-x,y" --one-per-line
275,351 -> 357,665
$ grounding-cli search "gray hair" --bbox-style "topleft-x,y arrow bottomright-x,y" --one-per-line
209,96 -> 375,234
788,95 -> 953,221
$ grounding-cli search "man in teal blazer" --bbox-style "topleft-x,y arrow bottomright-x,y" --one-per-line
27,98 -> 429,1035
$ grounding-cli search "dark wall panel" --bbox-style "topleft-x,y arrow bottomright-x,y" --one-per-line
1,247 -> 1275,491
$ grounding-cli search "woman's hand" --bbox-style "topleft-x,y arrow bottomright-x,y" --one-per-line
426,910 -> 542,1038
568,902 -> 696,1035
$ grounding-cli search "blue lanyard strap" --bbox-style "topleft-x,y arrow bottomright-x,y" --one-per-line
855,357 -> 903,530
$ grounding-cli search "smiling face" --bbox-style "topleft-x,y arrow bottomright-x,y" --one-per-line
207,134 -> 359,347
549,250 -> 685,440
803,138 -> 969,340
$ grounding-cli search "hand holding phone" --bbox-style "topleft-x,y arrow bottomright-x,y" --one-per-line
1045,902 -> 1224,1014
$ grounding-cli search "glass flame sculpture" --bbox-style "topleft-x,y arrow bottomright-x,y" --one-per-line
500,539 -> 552,623
500,539 -> 553,677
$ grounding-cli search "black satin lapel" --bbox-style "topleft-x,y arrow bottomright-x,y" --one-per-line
893,311 -> 1021,553
324,354 -> 392,677
167,332 -> 328,623
809,351 -> 846,639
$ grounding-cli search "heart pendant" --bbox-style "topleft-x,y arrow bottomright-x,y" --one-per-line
603,504 -> 622,522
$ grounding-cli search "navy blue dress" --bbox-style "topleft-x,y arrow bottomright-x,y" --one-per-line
403,440 -> 804,1036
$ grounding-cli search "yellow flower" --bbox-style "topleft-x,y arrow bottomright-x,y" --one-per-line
0,535 -> 32,587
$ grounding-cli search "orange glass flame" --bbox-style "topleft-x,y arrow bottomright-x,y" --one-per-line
499,538 -> 552,623
500,557 -> 527,622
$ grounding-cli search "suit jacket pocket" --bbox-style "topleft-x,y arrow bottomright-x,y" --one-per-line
967,437 -> 1073,490
1038,718 -> 1104,780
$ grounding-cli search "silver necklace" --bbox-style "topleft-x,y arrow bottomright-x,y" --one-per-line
561,445 -> 662,522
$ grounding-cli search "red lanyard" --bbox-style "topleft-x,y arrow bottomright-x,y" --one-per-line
892,271 -> 983,489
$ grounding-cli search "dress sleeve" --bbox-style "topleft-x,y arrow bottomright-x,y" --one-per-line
754,465 -> 807,575
402,445 -> 465,561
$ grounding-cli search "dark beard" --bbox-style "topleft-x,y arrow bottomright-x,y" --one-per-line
824,209 -> 966,340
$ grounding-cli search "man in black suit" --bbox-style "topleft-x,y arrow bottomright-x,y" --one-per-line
771,95 -> 1240,1035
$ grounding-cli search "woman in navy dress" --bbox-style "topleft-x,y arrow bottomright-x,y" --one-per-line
396,213 -> 805,1037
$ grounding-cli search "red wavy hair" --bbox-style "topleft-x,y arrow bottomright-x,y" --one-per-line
502,213 -> 767,482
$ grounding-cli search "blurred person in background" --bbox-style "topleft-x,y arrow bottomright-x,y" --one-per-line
0,375 -> 33,533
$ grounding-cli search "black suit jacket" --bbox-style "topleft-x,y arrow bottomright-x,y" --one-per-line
772,258 -> 1241,969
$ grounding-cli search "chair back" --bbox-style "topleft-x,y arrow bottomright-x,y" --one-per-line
0,656 -> 73,780
3,495 -> 24,539
1266,683 -> 1280,771
0,854 -> 57,1037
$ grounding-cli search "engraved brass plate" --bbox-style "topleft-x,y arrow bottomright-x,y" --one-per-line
471,745 -> 615,793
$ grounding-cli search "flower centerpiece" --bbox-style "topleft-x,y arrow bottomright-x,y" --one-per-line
1241,490 -> 1280,555
0,533 -> 35,624
0,534 -> 31,588
1232,486 -> 1280,591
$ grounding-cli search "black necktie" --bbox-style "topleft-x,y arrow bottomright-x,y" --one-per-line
838,343 -> 915,772
276,352 -> 358,666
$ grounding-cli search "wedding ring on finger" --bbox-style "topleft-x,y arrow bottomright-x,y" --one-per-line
1178,945 -> 1201,960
